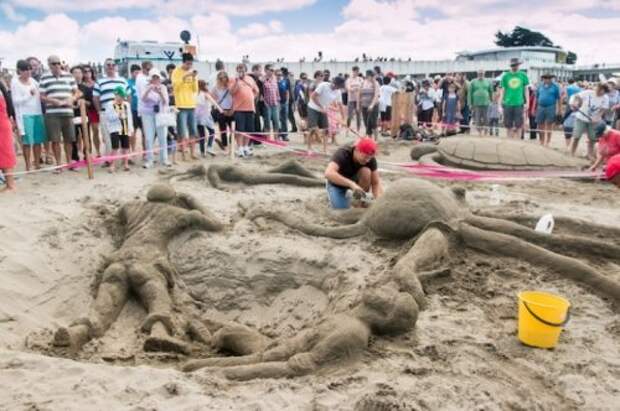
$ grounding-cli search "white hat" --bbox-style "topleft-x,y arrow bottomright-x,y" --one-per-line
149,68 -> 162,78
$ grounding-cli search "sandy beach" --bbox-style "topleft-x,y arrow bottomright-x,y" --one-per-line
1,132 -> 619,411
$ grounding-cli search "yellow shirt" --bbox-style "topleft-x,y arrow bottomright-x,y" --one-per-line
171,67 -> 198,109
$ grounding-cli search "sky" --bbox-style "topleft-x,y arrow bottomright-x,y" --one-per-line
1,0 -> 620,67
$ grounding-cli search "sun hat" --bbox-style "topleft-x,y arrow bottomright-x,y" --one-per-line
356,138 -> 377,156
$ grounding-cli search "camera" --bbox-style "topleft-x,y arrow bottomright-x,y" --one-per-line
154,104 -> 160,113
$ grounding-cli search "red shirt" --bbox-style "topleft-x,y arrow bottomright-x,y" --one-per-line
598,129 -> 620,161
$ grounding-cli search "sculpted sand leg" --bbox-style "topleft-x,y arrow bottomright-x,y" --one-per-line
53,183 -> 224,353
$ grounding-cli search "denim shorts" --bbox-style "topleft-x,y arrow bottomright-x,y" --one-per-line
536,105 -> 556,125
326,181 -> 350,209
176,108 -> 197,139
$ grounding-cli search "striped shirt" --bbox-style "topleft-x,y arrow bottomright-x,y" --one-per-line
39,71 -> 77,115
94,75 -> 130,110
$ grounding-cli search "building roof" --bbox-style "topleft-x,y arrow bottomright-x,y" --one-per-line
456,46 -> 567,58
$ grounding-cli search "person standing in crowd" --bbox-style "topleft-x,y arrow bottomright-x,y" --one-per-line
11,60 -> 46,171
455,73 -> 470,133
250,64 -> 264,135
69,65 -> 88,164
93,58 -> 129,160
196,80 -> 217,157
209,60 -> 225,90
527,85 -> 538,140
287,71 -> 298,134
373,66 -> 383,85
127,64 -> 142,157
294,72 -> 309,131
307,76 -> 346,147
604,79 -> 619,129
141,69 -> 170,168
102,87 -> 133,173
589,122 -> 620,172
0,78 -> 16,191
360,70 -> 380,139
417,79 -> 435,128
310,70 -> 324,94
262,64 -> 280,140
346,66 -> 363,134
441,82 -> 461,135
26,57 -> 43,82
468,69 -> 493,135
488,81 -> 501,136
135,60 -> 153,157
499,58 -> 529,139
81,64 -> 100,157
163,63 -> 178,158
171,53 -> 199,162
569,83 -> 610,158
563,78 -> 581,120
535,74 -> 561,146
379,75 -> 397,134
277,68 -> 291,141
229,63 -> 259,157
39,55 -> 79,169
324,138 -> 383,209
211,71 -> 234,154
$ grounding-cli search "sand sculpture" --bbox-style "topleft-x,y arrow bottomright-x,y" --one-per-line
53,183 -> 224,354
411,136 -> 588,170
182,224 -> 450,378
246,178 -> 620,303
166,159 -> 324,190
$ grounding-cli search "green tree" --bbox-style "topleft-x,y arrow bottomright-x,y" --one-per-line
494,26 -> 577,64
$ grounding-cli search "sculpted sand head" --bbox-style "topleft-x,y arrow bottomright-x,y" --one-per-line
356,286 -> 419,335
147,183 -> 176,203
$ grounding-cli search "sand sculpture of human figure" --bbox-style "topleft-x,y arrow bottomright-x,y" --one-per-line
182,227 -> 449,379
53,183 -> 224,354
165,159 -> 324,190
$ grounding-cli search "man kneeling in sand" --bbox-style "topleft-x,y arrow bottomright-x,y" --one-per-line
324,138 -> 384,209
53,183 -> 223,353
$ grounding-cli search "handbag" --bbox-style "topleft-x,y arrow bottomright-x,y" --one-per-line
211,89 -> 230,123
155,106 -> 177,128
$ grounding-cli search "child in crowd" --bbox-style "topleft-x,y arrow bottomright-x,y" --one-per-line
441,83 -> 460,135
488,83 -> 501,136
103,87 -> 133,173
379,76 -> 397,134
196,80 -> 216,157
563,107 -> 578,150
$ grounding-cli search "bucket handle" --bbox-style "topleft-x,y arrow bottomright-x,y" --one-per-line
522,301 -> 570,327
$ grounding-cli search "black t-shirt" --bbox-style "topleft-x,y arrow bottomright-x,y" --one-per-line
330,145 -> 377,188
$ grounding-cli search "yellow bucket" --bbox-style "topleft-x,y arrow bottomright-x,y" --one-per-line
517,291 -> 571,349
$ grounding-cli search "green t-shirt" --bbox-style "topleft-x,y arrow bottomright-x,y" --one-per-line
501,71 -> 529,106
468,78 -> 492,107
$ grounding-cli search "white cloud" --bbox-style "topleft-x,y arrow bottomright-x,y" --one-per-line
2,0 -> 620,69
10,0 -> 317,16
1,3 -> 26,22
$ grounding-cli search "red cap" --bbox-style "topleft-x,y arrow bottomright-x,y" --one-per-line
606,153 -> 620,181
356,138 -> 377,156
386,71 -> 396,78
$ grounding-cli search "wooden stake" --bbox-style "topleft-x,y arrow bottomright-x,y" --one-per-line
230,121 -> 236,161
79,100 -> 94,179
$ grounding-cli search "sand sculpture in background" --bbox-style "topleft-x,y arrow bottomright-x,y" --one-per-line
53,183 -> 224,354
247,178 -> 620,303
411,136 -> 588,171
182,225 -> 449,378
165,159 -> 324,190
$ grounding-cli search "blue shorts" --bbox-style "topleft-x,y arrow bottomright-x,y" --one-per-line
176,108 -> 197,139
326,181 -> 350,209
536,105 -> 556,125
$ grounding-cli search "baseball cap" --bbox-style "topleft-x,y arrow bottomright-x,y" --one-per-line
356,138 -> 377,156
149,68 -> 162,78
605,154 -> 620,181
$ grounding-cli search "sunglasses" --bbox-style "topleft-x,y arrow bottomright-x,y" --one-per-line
50,62 -> 61,66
